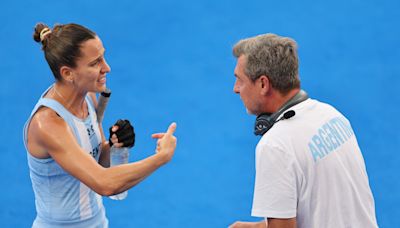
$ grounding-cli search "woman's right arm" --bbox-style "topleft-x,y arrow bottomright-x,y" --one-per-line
27,108 -> 177,196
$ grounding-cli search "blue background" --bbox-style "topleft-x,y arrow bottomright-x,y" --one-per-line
0,0 -> 399,227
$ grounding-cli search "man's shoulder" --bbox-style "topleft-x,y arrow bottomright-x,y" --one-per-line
255,98 -> 347,148
308,98 -> 341,113
256,128 -> 292,155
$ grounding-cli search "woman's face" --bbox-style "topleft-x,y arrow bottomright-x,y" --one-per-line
70,36 -> 111,93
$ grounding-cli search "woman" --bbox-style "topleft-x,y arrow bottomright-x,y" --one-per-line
23,23 -> 177,227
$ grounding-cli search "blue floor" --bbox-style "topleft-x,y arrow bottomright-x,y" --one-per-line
0,0 -> 399,227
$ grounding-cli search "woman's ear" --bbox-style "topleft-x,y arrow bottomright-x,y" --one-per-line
60,66 -> 74,84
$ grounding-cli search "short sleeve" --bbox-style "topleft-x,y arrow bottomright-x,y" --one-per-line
251,141 -> 298,218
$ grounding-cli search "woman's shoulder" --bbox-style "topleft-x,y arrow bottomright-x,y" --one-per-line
30,106 -> 68,133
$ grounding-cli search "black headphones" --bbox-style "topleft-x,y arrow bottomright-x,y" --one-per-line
254,90 -> 309,136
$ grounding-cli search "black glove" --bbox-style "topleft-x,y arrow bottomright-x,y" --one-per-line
109,119 -> 135,148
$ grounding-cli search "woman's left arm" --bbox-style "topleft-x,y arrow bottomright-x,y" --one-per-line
89,92 -> 110,167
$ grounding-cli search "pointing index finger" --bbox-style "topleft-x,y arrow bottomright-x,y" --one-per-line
165,122 -> 177,136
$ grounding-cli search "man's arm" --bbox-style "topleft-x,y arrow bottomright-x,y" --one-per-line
229,220 -> 267,228
229,217 -> 296,228
268,218 -> 296,228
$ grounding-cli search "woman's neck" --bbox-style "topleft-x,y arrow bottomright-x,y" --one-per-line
51,82 -> 88,119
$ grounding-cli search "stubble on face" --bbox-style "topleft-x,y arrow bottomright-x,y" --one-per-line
234,56 -> 261,115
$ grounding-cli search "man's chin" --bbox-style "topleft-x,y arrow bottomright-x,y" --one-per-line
246,108 -> 263,116
246,108 -> 255,115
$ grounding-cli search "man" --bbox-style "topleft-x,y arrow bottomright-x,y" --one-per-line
229,33 -> 378,228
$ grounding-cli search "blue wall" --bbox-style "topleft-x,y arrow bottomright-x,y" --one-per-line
0,0 -> 398,227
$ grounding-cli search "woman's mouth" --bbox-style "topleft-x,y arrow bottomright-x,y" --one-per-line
98,77 -> 106,84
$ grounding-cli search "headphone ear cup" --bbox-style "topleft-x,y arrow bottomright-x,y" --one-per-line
254,115 -> 274,136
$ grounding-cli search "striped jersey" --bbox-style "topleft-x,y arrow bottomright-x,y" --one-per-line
23,86 -> 108,228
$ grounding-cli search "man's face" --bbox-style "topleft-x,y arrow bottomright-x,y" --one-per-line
233,55 -> 262,115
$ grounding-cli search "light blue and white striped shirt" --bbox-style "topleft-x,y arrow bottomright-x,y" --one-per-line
23,86 -> 108,228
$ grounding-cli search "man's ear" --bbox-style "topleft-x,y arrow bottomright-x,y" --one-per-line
60,66 -> 74,83
259,75 -> 270,95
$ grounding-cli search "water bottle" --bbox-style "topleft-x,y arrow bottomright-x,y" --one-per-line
109,146 -> 129,200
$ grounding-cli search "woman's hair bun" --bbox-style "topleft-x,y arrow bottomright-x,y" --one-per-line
33,23 -> 51,43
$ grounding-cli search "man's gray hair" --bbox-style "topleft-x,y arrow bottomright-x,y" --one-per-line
233,33 -> 300,95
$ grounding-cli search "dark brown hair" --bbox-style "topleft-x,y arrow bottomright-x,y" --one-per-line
33,23 -> 96,80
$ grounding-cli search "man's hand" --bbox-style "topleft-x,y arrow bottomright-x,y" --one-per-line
151,122 -> 177,164
229,221 -> 267,228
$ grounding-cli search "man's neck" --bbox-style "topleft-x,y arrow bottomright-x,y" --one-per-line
269,88 -> 301,113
